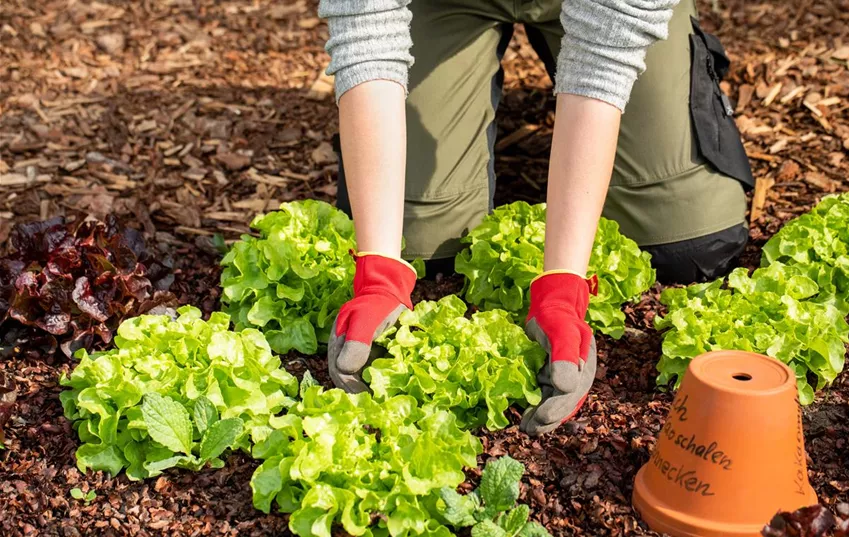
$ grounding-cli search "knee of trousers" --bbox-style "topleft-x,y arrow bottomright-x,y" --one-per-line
333,135 -> 492,262
643,223 -> 749,284
602,165 -> 749,284
402,187 -> 491,261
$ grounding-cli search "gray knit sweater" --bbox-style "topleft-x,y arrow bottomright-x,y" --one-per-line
318,0 -> 680,111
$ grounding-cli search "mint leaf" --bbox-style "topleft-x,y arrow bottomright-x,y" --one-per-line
500,505 -> 530,536
472,520 -> 508,537
439,487 -> 479,527
199,418 -> 244,461
518,522 -> 551,537
479,456 -> 524,513
192,395 -> 218,435
142,393 -> 193,455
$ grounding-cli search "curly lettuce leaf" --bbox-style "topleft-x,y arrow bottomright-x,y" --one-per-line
454,201 -> 655,338
220,200 -> 357,355
368,295 -> 545,431
0,215 -> 176,357
762,192 -> 849,315
220,200 -> 424,355
655,264 -> 849,404
251,382 -> 481,537
60,306 -> 299,479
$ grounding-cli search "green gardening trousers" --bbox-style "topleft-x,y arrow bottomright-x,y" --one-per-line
335,0 -> 751,273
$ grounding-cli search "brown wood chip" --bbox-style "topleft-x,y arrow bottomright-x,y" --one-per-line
804,171 -> 837,192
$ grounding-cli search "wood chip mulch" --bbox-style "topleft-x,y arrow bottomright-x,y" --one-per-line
1,0 -> 848,535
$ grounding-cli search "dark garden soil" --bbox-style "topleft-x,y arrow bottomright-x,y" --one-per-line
1,0 -> 849,535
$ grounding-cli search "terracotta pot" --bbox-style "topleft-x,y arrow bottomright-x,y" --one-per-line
633,350 -> 818,537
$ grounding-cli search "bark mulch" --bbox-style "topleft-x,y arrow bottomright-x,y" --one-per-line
1,0 -> 848,535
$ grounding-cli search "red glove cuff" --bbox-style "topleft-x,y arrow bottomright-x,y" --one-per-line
351,252 -> 415,309
526,271 -> 595,366
527,272 -> 593,322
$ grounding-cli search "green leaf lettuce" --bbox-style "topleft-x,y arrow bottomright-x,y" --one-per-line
60,306 -> 299,479
368,295 -> 546,431
220,200 -> 357,355
761,192 -> 849,314
251,381 -> 482,537
655,264 -> 849,404
454,201 -> 655,338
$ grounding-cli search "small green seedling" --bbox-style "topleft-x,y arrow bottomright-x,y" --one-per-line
70,488 -> 96,503
439,456 -> 551,537
211,233 -> 228,255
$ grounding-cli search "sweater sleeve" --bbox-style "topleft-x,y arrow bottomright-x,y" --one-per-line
317,0 -> 414,103
555,0 -> 679,111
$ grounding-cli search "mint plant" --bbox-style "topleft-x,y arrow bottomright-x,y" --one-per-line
439,456 -> 551,537
455,201 -> 655,338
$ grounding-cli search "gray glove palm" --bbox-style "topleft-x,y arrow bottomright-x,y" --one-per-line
327,252 -> 416,393
519,271 -> 597,436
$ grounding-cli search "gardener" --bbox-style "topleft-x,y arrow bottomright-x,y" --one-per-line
320,0 -> 754,435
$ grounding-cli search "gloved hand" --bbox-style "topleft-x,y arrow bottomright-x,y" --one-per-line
328,252 -> 417,393
521,271 -> 598,436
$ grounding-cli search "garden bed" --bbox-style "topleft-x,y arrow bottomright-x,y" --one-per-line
2,0 -> 849,535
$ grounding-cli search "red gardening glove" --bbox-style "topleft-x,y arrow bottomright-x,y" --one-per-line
328,252 -> 416,393
521,271 -> 598,435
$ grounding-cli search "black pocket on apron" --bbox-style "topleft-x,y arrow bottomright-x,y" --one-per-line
689,17 -> 754,191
